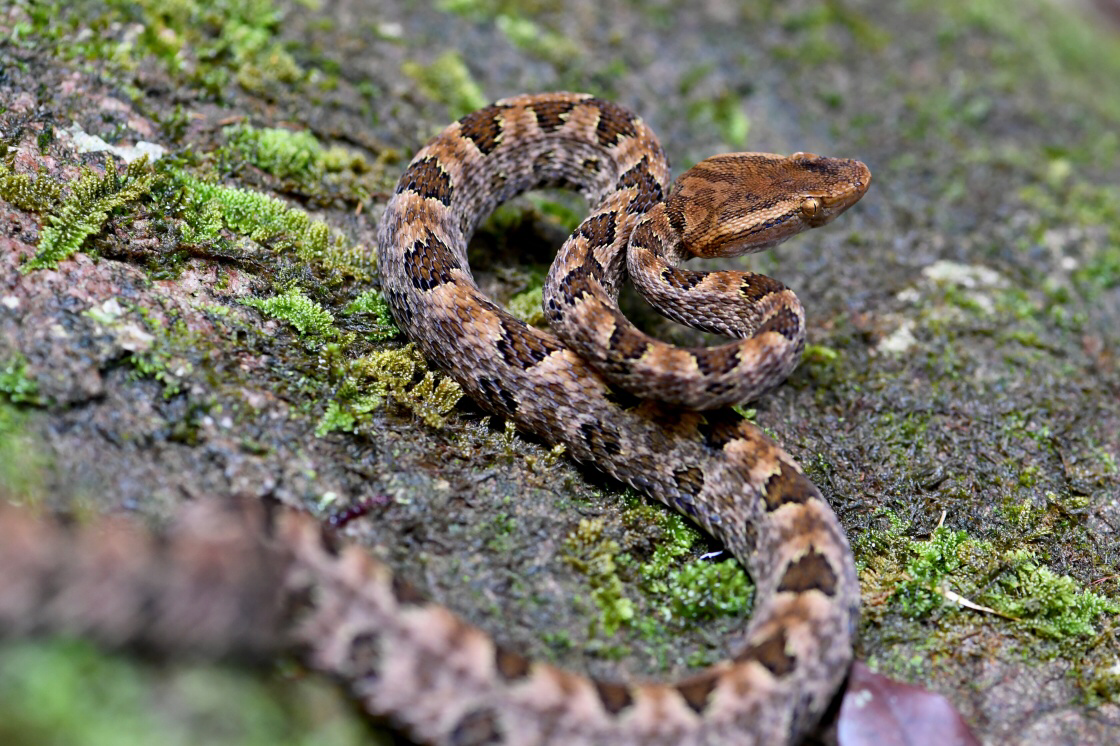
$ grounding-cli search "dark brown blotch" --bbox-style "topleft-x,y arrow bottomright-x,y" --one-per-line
391,574 -> 427,606
697,409 -> 746,450
450,707 -> 503,746
405,232 -> 461,291
396,156 -> 453,205
577,211 -> 617,250
593,679 -> 635,715
756,306 -> 801,341
693,346 -> 741,377
608,323 -> 651,363
735,628 -> 795,678
475,376 -> 519,417
660,266 -> 704,291
739,274 -> 787,303
674,673 -> 719,714
616,157 -> 664,214
762,461 -> 818,512
580,420 -> 623,457
554,265 -> 596,306
458,104 -> 506,155
603,384 -> 643,411
777,546 -> 839,597
588,97 -> 639,146
496,317 -> 561,369
673,466 -> 705,496
386,287 -> 414,326
531,98 -> 576,132
494,645 -> 532,681
628,221 -> 664,253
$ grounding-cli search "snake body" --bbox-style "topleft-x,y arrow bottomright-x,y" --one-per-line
375,92 -> 868,744
0,93 -> 869,745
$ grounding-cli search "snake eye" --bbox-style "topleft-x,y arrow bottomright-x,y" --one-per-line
800,197 -> 822,219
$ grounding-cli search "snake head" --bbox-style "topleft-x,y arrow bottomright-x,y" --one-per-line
665,151 -> 871,258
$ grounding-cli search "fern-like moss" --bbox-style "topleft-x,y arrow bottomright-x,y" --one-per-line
241,288 -> 336,339
341,290 -> 400,341
21,158 -> 156,273
177,172 -> 330,259
0,164 -> 63,212
316,344 -> 461,434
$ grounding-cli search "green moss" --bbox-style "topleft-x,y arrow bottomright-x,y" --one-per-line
225,124 -> 324,181
341,290 -> 400,342
664,559 -> 752,621
103,0 -> 306,98
1019,177 -> 1120,296
0,355 -> 41,405
21,158 -> 157,273
242,288 -> 336,340
506,286 -> 545,326
219,123 -> 380,201
890,524 -> 1118,640
0,639 -> 379,746
176,172 -> 330,259
316,345 -> 462,434
0,403 -> 48,504
0,164 -> 63,212
989,550 -> 1118,639
563,518 -> 635,637
401,51 -> 487,120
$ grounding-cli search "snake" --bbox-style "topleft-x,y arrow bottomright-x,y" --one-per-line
0,92 -> 870,745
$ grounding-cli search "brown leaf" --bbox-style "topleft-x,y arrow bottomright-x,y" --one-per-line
837,661 -> 980,746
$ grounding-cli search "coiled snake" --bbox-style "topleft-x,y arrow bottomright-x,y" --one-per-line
0,93 -> 870,745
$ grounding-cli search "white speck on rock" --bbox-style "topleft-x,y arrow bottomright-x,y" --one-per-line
65,122 -> 165,163
922,260 -> 1008,289
877,319 -> 918,355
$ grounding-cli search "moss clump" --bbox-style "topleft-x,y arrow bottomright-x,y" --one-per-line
564,518 -> 635,637
21,158 -> 156,273
219,123 -> 382,202
401,51 -> 487,120
224,124 -> 325,182
0,355 -> 41,405
506,286 -> 545,326
242,288 -> 336,340
341,290 -> 400,342
315,345 -> 462,434
665,560 -> 752,621
890,523 -> 1118,640
988,549 -> 1118,639
176,173 -> 330,259
0,403 -> 49,504
0,164 -> 63,212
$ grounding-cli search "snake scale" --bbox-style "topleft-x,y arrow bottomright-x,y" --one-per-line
0,93 -> 870,745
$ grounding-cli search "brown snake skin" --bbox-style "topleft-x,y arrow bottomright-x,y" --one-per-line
0,93 -> 870,745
